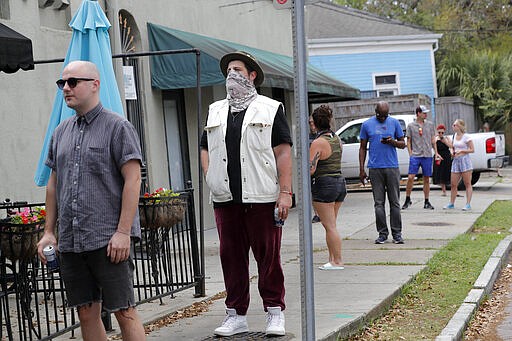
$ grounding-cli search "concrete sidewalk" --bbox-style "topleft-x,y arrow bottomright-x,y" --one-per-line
121,170 -> 511,340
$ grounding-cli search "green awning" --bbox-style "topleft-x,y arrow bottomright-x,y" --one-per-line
147,23 -> 360,102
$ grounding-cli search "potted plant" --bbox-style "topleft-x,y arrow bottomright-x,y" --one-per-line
139,188 -> 186,229
0,206 -> 46,261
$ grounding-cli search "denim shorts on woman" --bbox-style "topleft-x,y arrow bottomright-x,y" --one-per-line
59,246 -> 136,312
451,154 -> 473,173
311,175 -> 347,203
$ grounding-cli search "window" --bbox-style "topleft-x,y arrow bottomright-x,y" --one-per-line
373,73 -> 400,97
375,75 -> 396,85
338,123 -> 361,144
163,91 -> 191,191
397,119 -> 406,135
0,0 -> 10,19
377,90 -> 395,97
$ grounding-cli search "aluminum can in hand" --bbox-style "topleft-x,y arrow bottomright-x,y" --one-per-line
274,208 -> 284,228
43,245 -> 59,273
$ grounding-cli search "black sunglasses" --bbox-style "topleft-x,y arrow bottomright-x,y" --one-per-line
56,77 -> 95,90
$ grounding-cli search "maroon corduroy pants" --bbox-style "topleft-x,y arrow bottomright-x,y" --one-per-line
214,202 -> 285,315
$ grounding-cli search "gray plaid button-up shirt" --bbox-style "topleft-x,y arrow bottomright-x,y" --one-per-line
46,103 -> 142,253
406,119 -> 435,157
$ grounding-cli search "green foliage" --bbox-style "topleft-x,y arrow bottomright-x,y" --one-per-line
437,51 -> 512,126
332,0 -> 512,129
332,0 -> 367,10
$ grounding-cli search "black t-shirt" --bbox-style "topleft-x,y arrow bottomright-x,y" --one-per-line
200,104 -> 292,204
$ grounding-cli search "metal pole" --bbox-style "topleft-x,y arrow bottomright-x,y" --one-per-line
33,49 -> 199,65
195,50 -> 206,297
292,1 -> 316,340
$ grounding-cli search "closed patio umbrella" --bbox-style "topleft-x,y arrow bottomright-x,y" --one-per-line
34,0 -> 124,186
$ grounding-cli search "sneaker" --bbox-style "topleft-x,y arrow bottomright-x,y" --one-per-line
214,308 -> 249,336
424,201 -> 434,210
402,199 -> 412,210
393,236 -> 405,244
266,307 -> 285,336
462,204 -> 471,211
443,203 -> 455,209
312,215 -> 321,223
374,236 -> 387,244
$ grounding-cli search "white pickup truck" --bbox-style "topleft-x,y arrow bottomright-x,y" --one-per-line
335,114 -> 508,185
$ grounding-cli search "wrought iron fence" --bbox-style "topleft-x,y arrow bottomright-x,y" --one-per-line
0,188 -> 203,340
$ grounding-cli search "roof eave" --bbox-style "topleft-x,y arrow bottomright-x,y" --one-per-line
308,34 -> 443,45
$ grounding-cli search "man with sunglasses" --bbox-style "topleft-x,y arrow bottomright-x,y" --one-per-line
37,61 -> 145,341
402,105 -> 439,210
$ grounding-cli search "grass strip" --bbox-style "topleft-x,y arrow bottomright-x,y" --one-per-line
349,262 -> 423,266
346,200 -> 512,341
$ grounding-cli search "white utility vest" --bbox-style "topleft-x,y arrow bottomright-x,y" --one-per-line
205,95 -> 282,203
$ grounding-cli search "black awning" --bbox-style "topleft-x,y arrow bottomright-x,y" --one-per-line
0,23 -> 34,73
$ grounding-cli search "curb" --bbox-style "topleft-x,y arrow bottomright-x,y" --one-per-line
322,222 -> 477,341
435,230 -> 512,341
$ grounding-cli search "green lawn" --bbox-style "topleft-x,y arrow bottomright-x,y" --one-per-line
346,200 -> 512,341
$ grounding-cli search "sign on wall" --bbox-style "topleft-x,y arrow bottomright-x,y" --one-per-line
123,65 -> 137,100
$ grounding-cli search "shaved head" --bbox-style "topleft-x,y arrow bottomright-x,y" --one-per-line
61,60 -> 101,115
375,101 -> 390,123
65,60 -> 100,80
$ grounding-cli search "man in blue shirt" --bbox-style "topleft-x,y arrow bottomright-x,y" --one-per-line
359,101 -> 406,244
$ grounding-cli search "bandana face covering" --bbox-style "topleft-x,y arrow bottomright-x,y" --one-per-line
226,70 -> 258,112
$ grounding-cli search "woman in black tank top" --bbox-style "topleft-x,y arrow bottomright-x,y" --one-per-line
309,105 -> 347,270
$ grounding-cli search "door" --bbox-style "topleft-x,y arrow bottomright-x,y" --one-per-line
163,91 -> 190,191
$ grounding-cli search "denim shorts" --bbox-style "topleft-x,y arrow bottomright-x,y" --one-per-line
408,156 -> 433,177
311,176 -> 347,203
59,246 -> 136,312
451,154 -> 473,173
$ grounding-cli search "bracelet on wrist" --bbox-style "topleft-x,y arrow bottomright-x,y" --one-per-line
280,190 -> 293,196
116,230 -> 131,236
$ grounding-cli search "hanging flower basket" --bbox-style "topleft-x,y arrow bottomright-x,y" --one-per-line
0,207 -> 46,261
0,222 -> 44,261
139,188 -> 186,229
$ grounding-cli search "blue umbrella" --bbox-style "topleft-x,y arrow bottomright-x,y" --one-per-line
34,0 -> 124,186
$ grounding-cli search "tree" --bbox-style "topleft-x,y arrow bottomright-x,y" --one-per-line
332,0 -> 512,56
437,51 -> 512,126
332,0 -> 512,129
479,55 -> 512,126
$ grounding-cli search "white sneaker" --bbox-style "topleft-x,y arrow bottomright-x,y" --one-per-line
214,308 -> 249,336
266,306 -> 285,336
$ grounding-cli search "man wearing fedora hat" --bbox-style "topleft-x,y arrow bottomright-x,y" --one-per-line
200,51 -> 292,337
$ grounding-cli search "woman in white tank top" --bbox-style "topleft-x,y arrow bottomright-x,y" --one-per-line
443,119 -> 474,211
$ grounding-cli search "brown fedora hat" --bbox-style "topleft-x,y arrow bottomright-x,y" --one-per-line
219,51 -> 264,87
